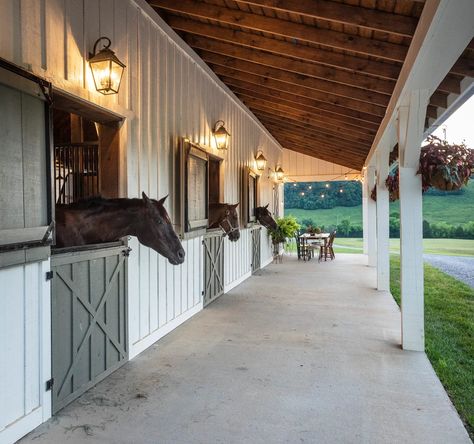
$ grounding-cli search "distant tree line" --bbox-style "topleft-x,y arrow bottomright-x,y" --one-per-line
284,181 -> 362,210
298,213 -> 474,239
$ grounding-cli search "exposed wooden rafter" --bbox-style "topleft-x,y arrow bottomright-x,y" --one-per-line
168,16 -> 402,80
148,0 -> 469,167
233,0 -> 418,37
150,0 -> 409,61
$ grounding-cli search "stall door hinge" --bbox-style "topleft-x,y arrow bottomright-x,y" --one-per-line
45,378 -> 54,391
45,271 -> 54,281
122,247 -> 132,257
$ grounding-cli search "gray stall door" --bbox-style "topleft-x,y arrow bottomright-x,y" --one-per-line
251,227 -> 261,273
51,244 -> 128,413
203,232 -> 224,306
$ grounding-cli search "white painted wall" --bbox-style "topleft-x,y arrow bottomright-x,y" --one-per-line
0,261 -> 51,444
282,149 -> 360,182
0,0 -> 282,367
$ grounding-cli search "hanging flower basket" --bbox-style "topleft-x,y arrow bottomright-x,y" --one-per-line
418,136 -> 474,191
385,167 -> 399,202
370,186 -> 377,202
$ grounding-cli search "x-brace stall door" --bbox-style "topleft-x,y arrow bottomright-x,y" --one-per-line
203,232 -> 224,306
251,227 -> 261,273
51,245 -> 128,413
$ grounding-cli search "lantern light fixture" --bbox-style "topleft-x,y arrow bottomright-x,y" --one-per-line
89,37 -> 125,95
212,120 -> 231,150
255,151 -> 267,171
275,166 -> 285,181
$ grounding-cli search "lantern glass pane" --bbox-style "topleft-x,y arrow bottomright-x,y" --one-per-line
91,59 -> 124,95
214,132 -> 228,150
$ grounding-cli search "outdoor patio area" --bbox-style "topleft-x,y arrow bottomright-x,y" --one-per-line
20,254 -> 470,444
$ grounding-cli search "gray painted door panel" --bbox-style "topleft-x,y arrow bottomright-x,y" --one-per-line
203,232 -> 224,306
252,227 -> 261,273
51,245 -> 128,413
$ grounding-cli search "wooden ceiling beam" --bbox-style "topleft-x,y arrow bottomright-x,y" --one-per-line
184,34 -> 396,95
220,76 -> 382,125
451,55 -> 474,77
168,16 -> 401,80
430,91 -> 448,109
201,51 -> 390,106
233,0 -> 418,38
211,64 -> 386,117
236,94 -> 376,139
255,112 -> 372,147
231,86 -> 379,132
438,74 -> 461,95
150,0 -> 409,61
246,103 -> 375,142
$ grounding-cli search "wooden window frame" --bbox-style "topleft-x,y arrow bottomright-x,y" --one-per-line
241,167 -> 260,227
178,138 -> 224,239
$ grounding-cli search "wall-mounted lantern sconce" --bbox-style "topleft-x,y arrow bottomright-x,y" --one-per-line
89,37 -> 126,95
212,120 -> 231,150
275,166 -> 285,181
255,151 -> 267,171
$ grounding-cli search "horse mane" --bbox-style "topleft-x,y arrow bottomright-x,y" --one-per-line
57,196 -> 144,213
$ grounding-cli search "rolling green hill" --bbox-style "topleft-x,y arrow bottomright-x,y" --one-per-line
285,182 -> 474,228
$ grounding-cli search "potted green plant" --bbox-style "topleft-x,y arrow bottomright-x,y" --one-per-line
418,136 -> 474,191
385,167 -> 399,202
268,215 -> 300,256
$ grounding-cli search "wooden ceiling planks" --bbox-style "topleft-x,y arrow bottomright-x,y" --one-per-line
149,0 -> 469,168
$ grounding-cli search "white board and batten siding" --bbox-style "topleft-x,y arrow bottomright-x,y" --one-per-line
0,261 -> 51,444
0,6 -> 282,441
282,149 -> 361,182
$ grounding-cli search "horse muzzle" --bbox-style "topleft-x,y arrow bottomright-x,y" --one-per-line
168,248 -> 185,265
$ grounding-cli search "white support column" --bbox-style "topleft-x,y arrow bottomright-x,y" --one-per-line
376,145 -> 390,291
362,168 -> 368,255
366,165 -> 377,267
398,89 -> 429,352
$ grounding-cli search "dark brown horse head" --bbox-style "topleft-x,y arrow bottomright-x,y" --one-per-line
223,203 -> 240,242
209,202 -> 240,242
139,192 -> 185,265
255,204 -> 277,230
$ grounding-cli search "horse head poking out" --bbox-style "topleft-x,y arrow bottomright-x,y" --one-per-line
255,204 -> 277,230
55,192 -> 185,265
208,203 -> 241,242
138,193 -> 185,265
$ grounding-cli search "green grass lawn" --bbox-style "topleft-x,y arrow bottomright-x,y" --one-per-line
286,182 -> 474,227
390,256 -> 474,438
332,238 -> 474,257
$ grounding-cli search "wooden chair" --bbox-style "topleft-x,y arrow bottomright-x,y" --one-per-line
294,232 -> 302,259
319,230 -> 336,262
298,235 -> 312,261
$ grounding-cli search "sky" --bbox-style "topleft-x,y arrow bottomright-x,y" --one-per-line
430,93 -> 474,148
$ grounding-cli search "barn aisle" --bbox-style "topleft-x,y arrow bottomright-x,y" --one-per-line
20,254 -> 469,444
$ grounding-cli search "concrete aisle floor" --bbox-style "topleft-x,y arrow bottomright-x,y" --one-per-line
20,254 -> 471,444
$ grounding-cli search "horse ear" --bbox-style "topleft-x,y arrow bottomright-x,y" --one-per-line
142,191 -> 153,208
157,195 -> 168,206
232,202 -> 240,208
264,203 -> 269,209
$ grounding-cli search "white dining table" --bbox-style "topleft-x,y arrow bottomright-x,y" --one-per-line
299,232 -> 330,245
